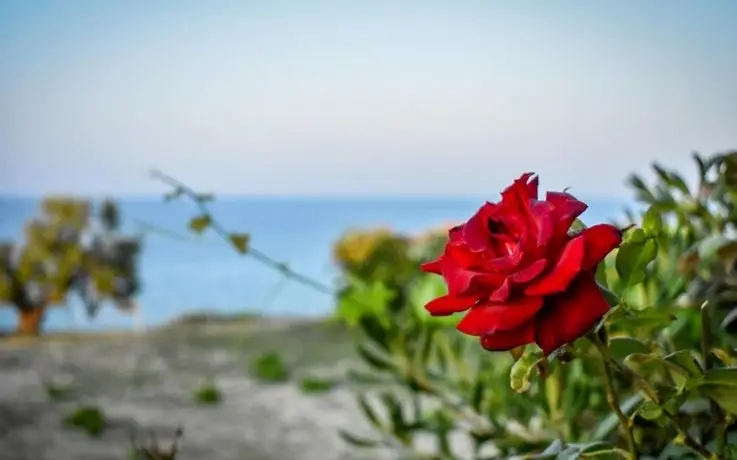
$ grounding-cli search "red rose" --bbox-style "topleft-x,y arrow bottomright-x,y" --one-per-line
420,173 -> 622,355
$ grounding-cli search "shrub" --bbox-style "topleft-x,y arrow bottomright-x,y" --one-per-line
334,151 -> 737,459
193,382 -> 222,405
0,197 -> 142,335
63,405 -> 107,437
249,352 -> 290,383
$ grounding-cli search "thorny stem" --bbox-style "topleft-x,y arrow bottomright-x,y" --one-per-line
151,170 -> 336,296
591,337 -> 638,460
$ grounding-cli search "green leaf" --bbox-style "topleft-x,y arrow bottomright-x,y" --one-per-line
693,152 -> 708,179
695,367 -> 737,415
608,337 -> 651,360
356,394 -> 383,428
699,367 -> 737,386
652,163 -> 691,195
637,400 -> 663,420
699,384 -> 737,415
598,283 -> 620,308
411,327 -> 434,369
338,430 -> 378,448
346,369 -> 391,385
357,342 -> 395,371
615,236 -> 658,288
228,233 -> 250,254
298,376 -> 337,394
641,207 -> 663,236
188,214 -> 212,234
357,314 -> 391,350
409,275 -> 457,326
469,377 -> 485,413
569,218 -> 587,236
380,392 -> 408,440
625,227 -> 647,244
595,261 -> 609,289
579,448 -> 630,459
510,348 -> 543,393
608,306 -> 679,330
712,349 -> 737,367
663,350 -> 702,377
627,174 -> 658,204
335,277 -> 395,328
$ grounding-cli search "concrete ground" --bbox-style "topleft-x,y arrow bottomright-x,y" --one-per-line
0,318 -> 476,460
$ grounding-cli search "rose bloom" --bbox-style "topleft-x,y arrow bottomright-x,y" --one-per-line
421,173 -> 623,355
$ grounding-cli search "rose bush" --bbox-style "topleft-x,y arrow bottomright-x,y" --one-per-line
163,151 -> 737,460
421,173 -> 622,355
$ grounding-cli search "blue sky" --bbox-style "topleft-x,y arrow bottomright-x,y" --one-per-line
1,1 -> 735,197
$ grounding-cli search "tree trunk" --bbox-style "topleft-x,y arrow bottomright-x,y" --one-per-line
17,307 -> 46,336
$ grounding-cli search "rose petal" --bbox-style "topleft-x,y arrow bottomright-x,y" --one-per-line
526,174 -> 539,200
456,296 -> 543,336
530,200 -> 555,249
534,274 -> 611,355
488,278 -> 511,302
580,224 -> 623,270
524,235 -> 586,296
463,202 -> 497,252
511,259 -> 547,283
480,320 -> 535,351
420,258 -> 444,274
500,174 -> 537,230
546,191 -> 588,248
425,294 -> 477,316
546,191 -> 588,223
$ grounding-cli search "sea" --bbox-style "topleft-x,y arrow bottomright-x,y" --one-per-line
0,196 -> 629,332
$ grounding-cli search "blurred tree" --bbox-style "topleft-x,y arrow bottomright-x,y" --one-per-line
0,197 -> 141,335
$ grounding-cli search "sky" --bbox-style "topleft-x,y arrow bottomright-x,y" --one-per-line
1,1 -> 736,197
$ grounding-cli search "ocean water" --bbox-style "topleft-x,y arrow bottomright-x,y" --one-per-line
0,196 -> 628,331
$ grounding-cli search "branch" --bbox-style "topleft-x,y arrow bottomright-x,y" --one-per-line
151,170 -> 335,296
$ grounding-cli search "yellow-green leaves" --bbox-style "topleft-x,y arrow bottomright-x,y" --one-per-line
510,348 -> 544,393
188,214 -> 211,234
228,233 -> 250,254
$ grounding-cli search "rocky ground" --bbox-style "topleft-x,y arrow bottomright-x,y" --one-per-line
0,317 -> 423,460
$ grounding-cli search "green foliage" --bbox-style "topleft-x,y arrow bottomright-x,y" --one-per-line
192,382 -> 222,405
331,151 -> 737,459
332,227 -> 457,329
63,405 -> 107,437
249,352 -> 290,383
298,375 -> 337,394
0,196 -> 142,329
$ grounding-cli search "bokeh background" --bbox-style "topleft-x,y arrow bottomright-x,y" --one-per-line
1,2 -> 736,460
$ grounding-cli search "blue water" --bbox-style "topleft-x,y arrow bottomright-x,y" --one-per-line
0,196 -> 628,331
